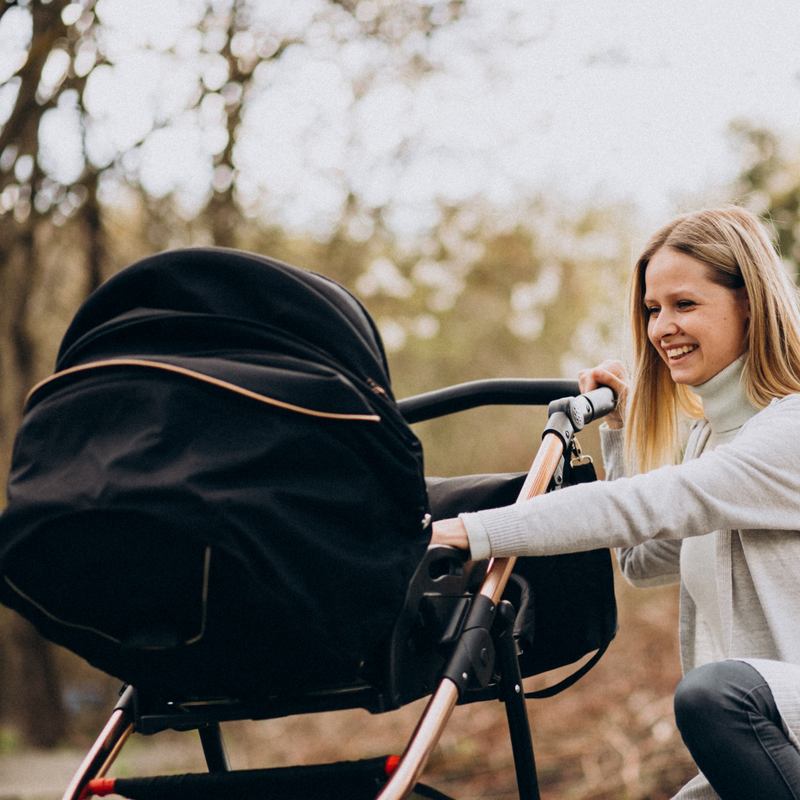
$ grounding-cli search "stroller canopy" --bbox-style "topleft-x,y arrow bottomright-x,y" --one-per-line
46,247 -> 397,417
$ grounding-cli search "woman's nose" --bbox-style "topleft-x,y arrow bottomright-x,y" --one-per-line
651,310 -> 679,338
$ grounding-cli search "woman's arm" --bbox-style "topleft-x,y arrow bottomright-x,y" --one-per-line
439,396 -> 800,560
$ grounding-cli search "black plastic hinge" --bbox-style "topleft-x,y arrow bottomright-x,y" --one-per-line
442,593 -> 497,696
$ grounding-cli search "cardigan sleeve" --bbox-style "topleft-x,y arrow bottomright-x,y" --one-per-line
461,396 -> 800,560
604,421 -> 683,587
612,419 -> 709,587
599,424 -> 626,481
615,540 -> 682,587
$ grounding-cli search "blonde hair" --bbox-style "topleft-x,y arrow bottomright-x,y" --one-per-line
626,206 -> 800,473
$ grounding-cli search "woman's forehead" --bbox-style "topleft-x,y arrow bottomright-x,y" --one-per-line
644,248 -> 714,297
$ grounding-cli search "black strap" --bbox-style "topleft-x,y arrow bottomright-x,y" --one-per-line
523,642 -> 610,699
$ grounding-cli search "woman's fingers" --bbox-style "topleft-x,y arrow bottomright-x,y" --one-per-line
578,361 -> 629,429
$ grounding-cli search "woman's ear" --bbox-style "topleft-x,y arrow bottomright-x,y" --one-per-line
741,291 -> 751,335
738,288 -> 751,321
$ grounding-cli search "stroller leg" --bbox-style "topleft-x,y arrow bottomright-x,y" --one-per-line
62,686 -> 134,800
199,723 -> 232,772
378,680 -> 461,800
495,601 -> 540,800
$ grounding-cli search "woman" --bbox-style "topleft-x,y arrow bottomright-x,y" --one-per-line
432,206 -> 800,800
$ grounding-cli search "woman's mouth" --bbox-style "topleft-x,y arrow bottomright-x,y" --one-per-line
665,344 -> 697,359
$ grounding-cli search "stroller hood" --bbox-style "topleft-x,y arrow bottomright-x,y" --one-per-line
43,246 -> 395,416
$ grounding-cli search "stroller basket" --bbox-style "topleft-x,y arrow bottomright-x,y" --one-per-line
0,248 -> 618,800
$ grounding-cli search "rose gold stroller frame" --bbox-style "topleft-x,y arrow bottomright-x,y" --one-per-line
59,380 -> 615,800
378,430 -> 565,800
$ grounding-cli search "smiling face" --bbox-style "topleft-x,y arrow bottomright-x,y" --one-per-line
644,247 -> 751,386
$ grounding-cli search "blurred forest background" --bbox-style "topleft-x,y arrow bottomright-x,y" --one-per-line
2,1 -> 800,798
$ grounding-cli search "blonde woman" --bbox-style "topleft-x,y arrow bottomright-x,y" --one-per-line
433,206 -> 800,800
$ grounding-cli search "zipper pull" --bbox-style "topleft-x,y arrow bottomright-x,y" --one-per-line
367,378 -> 389,398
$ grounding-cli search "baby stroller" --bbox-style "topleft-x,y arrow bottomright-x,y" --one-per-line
0,248 -> 618,800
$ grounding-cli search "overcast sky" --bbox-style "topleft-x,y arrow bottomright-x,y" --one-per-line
482,0 -> 800,222
3,0 -> 800,234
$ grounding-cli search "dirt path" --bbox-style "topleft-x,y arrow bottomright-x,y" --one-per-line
1,749 -> 85,800
0,735 -> 206,800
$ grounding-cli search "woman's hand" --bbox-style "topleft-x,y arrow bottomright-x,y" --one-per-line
431,517 -> 470,550
578,359 -> 629,430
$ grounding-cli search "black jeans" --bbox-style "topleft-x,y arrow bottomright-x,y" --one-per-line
674,660 -> 800,800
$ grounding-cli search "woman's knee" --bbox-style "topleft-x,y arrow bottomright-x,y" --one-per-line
674,660 -> 766,734
674,663 -> 727,731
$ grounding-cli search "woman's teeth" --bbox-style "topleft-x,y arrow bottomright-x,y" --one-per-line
666,345 -> 696,358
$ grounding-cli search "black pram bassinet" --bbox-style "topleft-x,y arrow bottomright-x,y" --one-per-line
0,248 -> 431,697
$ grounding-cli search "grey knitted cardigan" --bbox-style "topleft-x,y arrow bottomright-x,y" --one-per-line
461,359 -> 800,800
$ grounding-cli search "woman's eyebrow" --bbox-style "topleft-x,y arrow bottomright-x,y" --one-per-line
644,285 -> 700,306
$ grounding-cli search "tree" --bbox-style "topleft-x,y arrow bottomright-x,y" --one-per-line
729,121 -> 800,277
0,0 -> 94,745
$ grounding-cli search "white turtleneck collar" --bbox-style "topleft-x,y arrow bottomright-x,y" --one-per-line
689,355 -> 758,435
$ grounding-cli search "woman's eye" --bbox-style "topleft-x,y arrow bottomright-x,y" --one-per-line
646,306 -> 659,316
677,300 -> 694,310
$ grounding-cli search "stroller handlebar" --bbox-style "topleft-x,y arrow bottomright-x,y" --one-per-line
398,378 -> 617,428
582,385 -> 617,419
397,378 -> 579,424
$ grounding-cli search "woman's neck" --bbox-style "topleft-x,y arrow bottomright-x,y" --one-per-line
689,355 -> 757,434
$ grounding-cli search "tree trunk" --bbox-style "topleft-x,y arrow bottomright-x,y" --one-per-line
6,615 -> 68,747
0,217 -> 36,483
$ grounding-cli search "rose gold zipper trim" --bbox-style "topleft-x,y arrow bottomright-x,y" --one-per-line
26,358 -> 381,422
